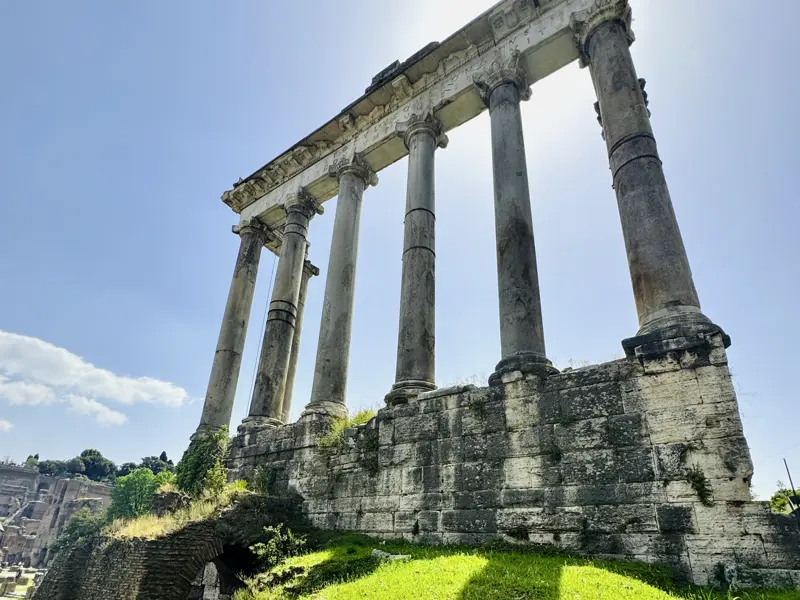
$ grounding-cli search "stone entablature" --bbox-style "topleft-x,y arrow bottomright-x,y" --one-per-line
222,0 -> 594,233
228,337 -> 800,589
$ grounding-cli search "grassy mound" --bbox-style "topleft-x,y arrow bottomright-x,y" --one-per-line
104,481 -> 248,540
234,534 -> 795,600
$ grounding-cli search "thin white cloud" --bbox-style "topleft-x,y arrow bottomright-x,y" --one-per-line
0,378 -> 57,405
0,330 -> 189,426
0,419 -> 12,432
66,395 -> 128,427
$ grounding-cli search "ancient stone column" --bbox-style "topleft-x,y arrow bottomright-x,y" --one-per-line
245,191 -> 321,428
571,0 -> 724,356
281,257 -> 319,422
305,154 -> 377,418
476,53 -> 553,383
386,113 -> 448,406
197,219 -> 270,434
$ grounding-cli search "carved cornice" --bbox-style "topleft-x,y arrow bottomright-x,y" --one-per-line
233,218 -> 273,243
221,43 -> 481,212
473,51 -> 532,106
396,113 -> 449,150
489,0 -> 544,43
283,188 -> 324,219
329,153 -> 379,187
570,0 -> 634,68
303,259 -> 320,278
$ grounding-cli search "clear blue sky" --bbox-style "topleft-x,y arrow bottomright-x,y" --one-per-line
0,1 -> 797,499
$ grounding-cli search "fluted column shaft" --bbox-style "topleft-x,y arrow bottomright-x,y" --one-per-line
573,1 -> 720,354
478,54 -> 552,382
306,155 -> 377,418
198,220 -> 269,433
247,193 -> 320,425
386,115 -> 447,405
281,259 -> 318,422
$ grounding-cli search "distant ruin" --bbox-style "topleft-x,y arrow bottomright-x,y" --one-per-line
0,464 -> 111,568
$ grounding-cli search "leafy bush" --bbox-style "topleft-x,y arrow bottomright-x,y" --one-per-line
49,508 -> 105,557
108,468 -> 176,520
250,525 -> 307,570
175,426 -> 231,497
317,410 -> 376,451
686,464 -> 713,507
770,480 -> 798,514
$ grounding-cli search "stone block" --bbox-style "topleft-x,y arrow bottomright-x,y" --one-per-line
453,490 -> 500,510
417,510 -> 440,532
394,415 -> 439,444
656,504 -> 696,533
401,467 -> 423,494
437,409 -> 463,438
645,401 -> 743,445
441,509 -> 497,533
559,382 -> 624,421
555,417 -> 609,451
584,504 -> 659,533
461,461 -> 503,492
533,391 -> 563,424
608,414 -> 647,447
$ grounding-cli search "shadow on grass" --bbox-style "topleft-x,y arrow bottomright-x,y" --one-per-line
454,543 -> 689,600
248,535 -> 796,600
252,534 -> 383,598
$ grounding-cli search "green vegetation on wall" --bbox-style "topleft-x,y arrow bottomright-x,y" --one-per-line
175,426 -> 231,497
107,468 -> 176,520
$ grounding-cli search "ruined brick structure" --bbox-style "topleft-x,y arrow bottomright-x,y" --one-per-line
34,496 -> 300,600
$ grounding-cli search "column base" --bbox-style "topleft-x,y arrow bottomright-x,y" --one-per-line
489,351 -> 557,386
623,308 -> 730,359
237,415 -> 284,435
300,400 -> 348,420
384,379 -> 437,406
190,424 -> 227,441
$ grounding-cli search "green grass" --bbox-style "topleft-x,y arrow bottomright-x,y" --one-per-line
317,409 -> 377,451
233,534 -> 796,600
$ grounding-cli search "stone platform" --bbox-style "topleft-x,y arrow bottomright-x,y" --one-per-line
229,333 -> 800,589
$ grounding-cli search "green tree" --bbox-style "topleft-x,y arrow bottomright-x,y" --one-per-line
139,455 -> 174,475
770,480 -> 798,514
175,427 -> 230,497
37,459 -> 68,478
79,449 -> 117,482
49,507 -> 106,557
66,457 -> 86,476
116,462 -> 138,478
108,468 -> 176,520
24,454 -> 39,468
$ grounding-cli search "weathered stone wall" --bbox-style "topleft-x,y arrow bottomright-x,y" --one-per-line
229,333 -> 800,589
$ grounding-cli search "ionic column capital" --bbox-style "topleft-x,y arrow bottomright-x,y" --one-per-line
570,0 -> 634,68
233,218 -> 273,243
303,259 -> 320,278
473,51 -> 532,106
329,153 -> 379,187
396,113 -> 449,150
282,188 -> 324,219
